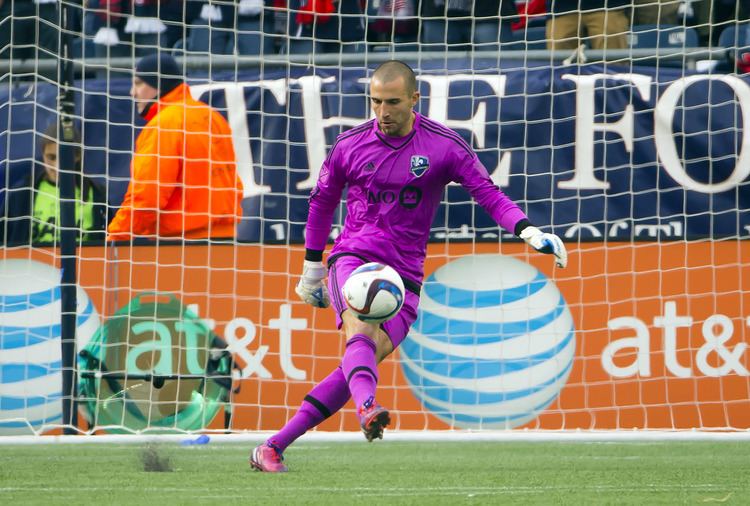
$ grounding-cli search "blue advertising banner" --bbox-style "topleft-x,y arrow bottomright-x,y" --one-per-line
1,61 -> 749,242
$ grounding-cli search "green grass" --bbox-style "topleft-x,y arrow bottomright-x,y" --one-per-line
1,441 -> 749,505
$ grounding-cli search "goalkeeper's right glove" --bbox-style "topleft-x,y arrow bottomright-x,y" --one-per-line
295,260 -> 330,308
520,225 -> 568,269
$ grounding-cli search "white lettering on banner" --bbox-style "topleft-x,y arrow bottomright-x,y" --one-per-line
696,315 -> 749,376
602,316 -> 651,377
269,223 -> 286,241
608,220 -> 681,238
192,73 -> 750,202
494,151 -> 512,187
418,74 -> 507,184
431,223 -> 516,240
127,321 -> 173,375
654,75 -> 750,193
268,303 -> 308,380
190,82 -> 280,198
190,303 -> 309,379
653,301 -> 693,377
297,76 -> 338,191
559,73 -> 652,190
187,303 -> 216,330
564,223 -> 603,238
111,319 -> 220,375
633,221 -> 683,237
175,320 -> 210,374
609,220 -> 630,237
563,220 -> 684,239
601,300 -> 750,378
224,317 -> 272,379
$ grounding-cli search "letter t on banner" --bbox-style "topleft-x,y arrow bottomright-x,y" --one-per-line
268,304 -> 307,380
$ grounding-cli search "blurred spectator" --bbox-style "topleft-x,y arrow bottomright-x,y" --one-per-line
158,0 -> 202,50
711,1 -> 750,73
236,0 -> 279,55
737,46 -> 750,73
188,0 -> 277,55
368,0 -> 419,52
85,0 -> 182,58
284,0 -> 365,54
1,122 -> 108,245
512,0 -> 546,32
419,0 -> 517,52
0,0 -> 60,60
695,0 -> 750,47
124,0 -> 168,56
187,0 -> 232,54
631,0 -> 681,25
84,0 -> 130,58
545,0 -> 630,52
107,53 -> 243,241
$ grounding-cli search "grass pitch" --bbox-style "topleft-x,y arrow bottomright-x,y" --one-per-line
1,440 -> 748,505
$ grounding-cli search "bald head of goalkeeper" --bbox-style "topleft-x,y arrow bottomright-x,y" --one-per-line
370,60 -> 420,138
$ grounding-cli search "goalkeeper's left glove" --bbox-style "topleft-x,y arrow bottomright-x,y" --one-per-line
295,260 -> 331,308
520,226 -> 568,268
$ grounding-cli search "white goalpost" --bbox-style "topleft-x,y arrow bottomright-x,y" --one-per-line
1,0 -> 749,440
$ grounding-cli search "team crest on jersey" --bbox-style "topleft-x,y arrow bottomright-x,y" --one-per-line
410,155 -> 430,177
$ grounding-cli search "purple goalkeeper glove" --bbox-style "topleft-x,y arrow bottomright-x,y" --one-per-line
295,260 -> 330,308
520,226 -> 568,268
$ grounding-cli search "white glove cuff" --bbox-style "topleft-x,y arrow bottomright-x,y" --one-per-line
519,225 -> 543,247
302,260 -> 327,281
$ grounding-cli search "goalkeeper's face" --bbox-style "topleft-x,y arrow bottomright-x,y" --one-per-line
370,76 -> 419,137
130,77 -> 159,115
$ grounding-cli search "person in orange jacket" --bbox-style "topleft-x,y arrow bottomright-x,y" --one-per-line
108,52 -> 243,240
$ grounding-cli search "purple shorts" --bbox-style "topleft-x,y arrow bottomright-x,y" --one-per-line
327,255 -> 420,349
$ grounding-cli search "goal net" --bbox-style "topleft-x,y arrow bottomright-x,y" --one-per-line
1,0 -> 749,437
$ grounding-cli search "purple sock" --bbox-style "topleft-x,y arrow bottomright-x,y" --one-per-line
268,367 -> 350,452
341,334 -> 378,411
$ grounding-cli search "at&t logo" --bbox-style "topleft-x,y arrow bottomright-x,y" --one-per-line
400,254 -> 575,429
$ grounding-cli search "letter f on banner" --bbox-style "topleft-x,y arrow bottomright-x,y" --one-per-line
558,73 -> 652,190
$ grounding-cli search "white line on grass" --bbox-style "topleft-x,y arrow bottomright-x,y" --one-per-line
2,430 -> 750,445
0,484 -> 733,494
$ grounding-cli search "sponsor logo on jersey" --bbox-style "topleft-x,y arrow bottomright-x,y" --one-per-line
410,155 -> 429,177
399,185 -> 422,209
367,186 -> 423,209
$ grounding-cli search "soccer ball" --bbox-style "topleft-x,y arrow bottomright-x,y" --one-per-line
342,262 -> 405,324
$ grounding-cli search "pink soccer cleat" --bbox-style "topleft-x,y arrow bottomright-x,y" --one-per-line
250,442 -> 288,473
358,397 -> 391,442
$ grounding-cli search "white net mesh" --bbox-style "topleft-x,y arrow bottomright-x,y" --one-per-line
1,0 -> 749,436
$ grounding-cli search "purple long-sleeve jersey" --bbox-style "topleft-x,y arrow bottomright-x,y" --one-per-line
306,112 -> 528,285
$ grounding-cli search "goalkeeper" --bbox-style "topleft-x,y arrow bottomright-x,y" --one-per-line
251,60 -> 567,473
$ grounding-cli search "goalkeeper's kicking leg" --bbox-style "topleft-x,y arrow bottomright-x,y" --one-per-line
249,323 -> 393,473
250,256 -> 419,473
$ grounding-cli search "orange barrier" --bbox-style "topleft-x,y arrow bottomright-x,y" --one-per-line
2,241 -> 748,432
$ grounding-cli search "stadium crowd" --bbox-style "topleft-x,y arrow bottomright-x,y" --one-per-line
1,0 -> 749,60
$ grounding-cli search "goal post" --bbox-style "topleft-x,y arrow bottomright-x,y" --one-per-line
1,1 -> 749,437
